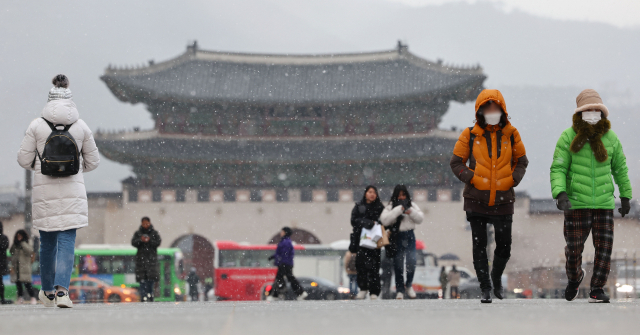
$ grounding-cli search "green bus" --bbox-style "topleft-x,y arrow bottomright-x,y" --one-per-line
3,245 -> 186,302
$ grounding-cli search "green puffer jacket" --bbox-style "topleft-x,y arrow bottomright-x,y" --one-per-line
550,127 -> 632,209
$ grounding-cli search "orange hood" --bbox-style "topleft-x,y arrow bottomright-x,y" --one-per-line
475,89 -> 508,119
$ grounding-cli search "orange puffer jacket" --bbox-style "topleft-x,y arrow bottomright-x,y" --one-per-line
450,89 -> 528,207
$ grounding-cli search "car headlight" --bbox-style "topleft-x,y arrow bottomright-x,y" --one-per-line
337,287 -> 350,294
617,285 -> 633,293
174,285 -> 182,295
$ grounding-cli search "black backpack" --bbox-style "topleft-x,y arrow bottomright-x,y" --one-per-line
34,117 -> 80,176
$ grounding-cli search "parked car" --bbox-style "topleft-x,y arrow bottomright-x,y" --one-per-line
262,276 -> 350,300
458,277 -> 482,299
458,275 -> 507,299
68,276 -> 139,303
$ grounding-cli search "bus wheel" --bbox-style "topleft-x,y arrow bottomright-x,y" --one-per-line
108,294 -> 121,303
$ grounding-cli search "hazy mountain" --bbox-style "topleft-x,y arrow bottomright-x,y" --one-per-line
1,0 -> 638,197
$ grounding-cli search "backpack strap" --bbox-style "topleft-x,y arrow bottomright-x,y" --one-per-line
468,126 -> 476,158
41,117 -> 72,131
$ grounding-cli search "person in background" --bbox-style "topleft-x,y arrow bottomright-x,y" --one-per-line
350,185 -> 385,300
17,74 -> 101,308
0,222 -> 10,304
131,217 -> 162,302
344,250 -> 358,298
439,266 -> 448,299
450,89 -> 528,303
380,184 -> 424,299
268,227 -> 308,301
186,267 -> 200,302
204,277 -> 214,301
550,89 -> 632,303
447,265 -> 461,299
10,230 -> 36,304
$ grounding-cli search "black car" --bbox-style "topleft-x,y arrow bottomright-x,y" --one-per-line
262,276 -> 350,300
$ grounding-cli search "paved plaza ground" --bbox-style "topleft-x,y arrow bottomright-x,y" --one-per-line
1,299 -> 639,335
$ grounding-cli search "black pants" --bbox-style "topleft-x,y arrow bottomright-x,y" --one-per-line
450,286 -> 459,299
0,278 -> 5,301
356,248 -> 381,295
189,285 -> 199,301
139,280 -> 155,302
16,281 -> 35,298
468,214 -> 513,262
272,264 -> 303,297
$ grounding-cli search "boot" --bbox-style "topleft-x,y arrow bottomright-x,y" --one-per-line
473,260 -> 492,304
481,289 -> 492,304
491,256 -> 509,300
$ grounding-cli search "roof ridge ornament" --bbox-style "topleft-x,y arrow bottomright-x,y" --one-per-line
187,40 -> 198,54
397,40 -> 408,55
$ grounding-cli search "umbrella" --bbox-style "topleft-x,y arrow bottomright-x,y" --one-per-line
439,253 -> 460,261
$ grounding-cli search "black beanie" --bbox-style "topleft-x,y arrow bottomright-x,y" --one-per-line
282,227 -> 293,237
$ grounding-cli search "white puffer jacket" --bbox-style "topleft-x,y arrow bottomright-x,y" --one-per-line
17,100 -> 100,232
380,203 -> 424,232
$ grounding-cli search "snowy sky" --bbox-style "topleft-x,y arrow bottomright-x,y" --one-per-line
385,0 -> 640,27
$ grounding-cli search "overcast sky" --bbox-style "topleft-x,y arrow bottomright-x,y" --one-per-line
387,0 -> 640,27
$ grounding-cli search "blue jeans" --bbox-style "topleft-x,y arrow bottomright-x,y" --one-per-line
393,230 -> 416,293
348,274 -> 358,295
39,229 -> 76,291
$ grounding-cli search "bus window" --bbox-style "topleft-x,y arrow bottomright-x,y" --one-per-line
79,256 -> 136,275
219,250 -> 275,268
80,256 -> 99,274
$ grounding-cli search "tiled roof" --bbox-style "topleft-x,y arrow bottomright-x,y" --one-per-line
101,44 -> 485,105
96,131 -> 457,164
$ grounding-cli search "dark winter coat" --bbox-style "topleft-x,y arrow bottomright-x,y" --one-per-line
186,272 -> 200,289
273,236 -> 294,266
0,228 -> 8,276
131,225 -> 162,282
349,200 -> 384,253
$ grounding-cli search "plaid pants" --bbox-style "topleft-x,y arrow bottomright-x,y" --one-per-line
563,209 -> 614,289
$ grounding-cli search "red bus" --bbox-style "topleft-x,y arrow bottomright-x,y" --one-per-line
213,241 -> 305,301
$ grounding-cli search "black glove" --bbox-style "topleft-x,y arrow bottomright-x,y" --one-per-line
556,192 -> 572,211
619,197 -> 631,217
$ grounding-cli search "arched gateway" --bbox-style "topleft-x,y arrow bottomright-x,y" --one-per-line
171,234 -> 215,280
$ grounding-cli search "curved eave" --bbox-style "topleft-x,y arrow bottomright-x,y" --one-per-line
100,73 -> 486,107
101,47 -> 486,107
96,133 -> 457,166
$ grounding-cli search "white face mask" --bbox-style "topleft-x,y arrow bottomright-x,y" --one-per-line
484,113 -> 501,125
582,111 -> 601,125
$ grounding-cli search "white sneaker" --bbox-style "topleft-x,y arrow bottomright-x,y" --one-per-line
406,287 -> 417,299
38,290 -> 56,308
396,292 -> 404,300
17,297 -> 24,305
356,290 -> 368,300
297,292 -> 309,301
266,295 -> 279,302
30,297 -> 37,305
370,294 -> 378,300
56,292 -> 73,308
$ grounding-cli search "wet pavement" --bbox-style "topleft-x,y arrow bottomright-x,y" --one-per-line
1,299 -> 638,334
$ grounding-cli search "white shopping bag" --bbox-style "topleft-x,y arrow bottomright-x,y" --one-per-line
359,223 -> 383,249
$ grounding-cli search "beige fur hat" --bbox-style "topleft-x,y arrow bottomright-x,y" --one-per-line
574,89 -> 609,117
